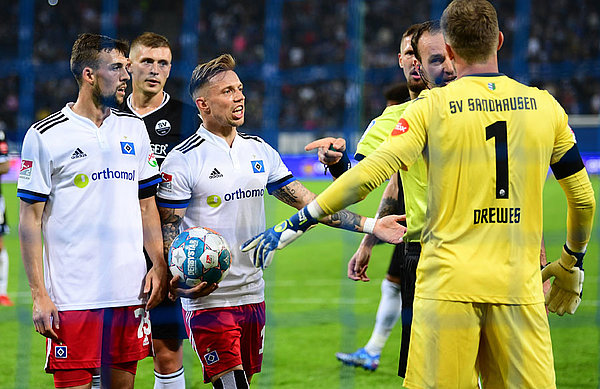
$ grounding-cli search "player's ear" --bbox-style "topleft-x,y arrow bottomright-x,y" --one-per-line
81,67 -> 95,85
445,43 -> 455,61
195,96 -> 209,114
398,52 -> 403,68
126,58 -> 132,73
497,31 -> 504,51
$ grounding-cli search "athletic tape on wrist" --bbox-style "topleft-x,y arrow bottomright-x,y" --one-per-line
363,217 -> 376,235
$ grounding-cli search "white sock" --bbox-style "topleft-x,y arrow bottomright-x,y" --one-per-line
91,375 -> 101,389
0,249 -> 8,295
154,367 -> 185,389
364,279 -> 402,356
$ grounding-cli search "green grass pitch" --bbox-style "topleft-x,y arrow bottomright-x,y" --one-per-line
0,178 -> 598,388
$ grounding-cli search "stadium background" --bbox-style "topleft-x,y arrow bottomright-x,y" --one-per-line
0,0 -> 599,387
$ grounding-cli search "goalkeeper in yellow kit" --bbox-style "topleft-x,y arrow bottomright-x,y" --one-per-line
243,0 -> 595,387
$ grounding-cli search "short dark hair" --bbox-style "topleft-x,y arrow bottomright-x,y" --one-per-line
70,33 -> 128,85
411,20 -> 442,64
384,83 -> 410,104
399,23 -> 422,52
131,32 -> 171,53
189,54 -> 236,98
441,0 -> 499,64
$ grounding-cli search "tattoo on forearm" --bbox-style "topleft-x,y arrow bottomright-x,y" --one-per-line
273,181 -> 313,208
159,208 -> 183,259
377,196 -> 400,218
272,187 -> 298,206
322,210 -> 362,232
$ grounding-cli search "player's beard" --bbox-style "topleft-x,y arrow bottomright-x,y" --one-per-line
408,79 -> 427,95
92,81 -> 122,109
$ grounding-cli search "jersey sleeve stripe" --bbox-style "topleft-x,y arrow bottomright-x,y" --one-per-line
38,116 -> 69,134
32,110 -> 62,128
266,174 -> 296,194
17,189 -> 49,202
156,197 -> 191,208
139,175 -> 162,189
550,144 -> 585,180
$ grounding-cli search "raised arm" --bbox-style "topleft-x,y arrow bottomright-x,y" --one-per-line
272,179 -> 395,234
242,180 -> 406,269
19,200 -> 60,341
140,197 -> 167,310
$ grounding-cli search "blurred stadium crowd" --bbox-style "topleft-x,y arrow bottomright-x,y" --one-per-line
1,0 -> 599,145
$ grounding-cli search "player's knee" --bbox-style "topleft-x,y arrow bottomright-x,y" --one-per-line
212,370 -> 249,389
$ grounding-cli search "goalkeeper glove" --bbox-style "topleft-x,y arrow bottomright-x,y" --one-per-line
241,205 -> 318,269
541,245 -> 584,316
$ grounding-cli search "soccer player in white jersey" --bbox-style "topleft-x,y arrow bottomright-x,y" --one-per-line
18,33 -> 166,389
156,54 -> 404,389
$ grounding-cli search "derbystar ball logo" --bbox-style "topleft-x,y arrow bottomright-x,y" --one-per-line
20,160 -> 33,179
391,118 -> 409,136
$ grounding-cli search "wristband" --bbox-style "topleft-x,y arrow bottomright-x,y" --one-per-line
363,217 -> 376,234
327,149 -> 351,179
564,244 -> 585,269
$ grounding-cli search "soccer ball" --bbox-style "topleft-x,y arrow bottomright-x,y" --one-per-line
168,227 -> 232,287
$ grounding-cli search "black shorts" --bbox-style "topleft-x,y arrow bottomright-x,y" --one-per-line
386,242 -> 405,278
150,296 -> 188,340
398,241 -> 421,378
145,250 -> 187,340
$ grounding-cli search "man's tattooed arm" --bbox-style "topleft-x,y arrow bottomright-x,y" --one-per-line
272,180 -> 365,232
158,206 -> 187,260
375,172 -> 401,218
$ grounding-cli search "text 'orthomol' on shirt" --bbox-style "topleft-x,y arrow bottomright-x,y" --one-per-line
157,125 -> 295,311
17,104 -> 161,311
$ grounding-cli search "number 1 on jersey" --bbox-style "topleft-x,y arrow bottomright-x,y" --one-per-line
486,121 -> 509,199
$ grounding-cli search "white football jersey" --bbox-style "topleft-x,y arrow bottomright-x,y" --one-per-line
157,125 -> 295,311
17,104 -> 161,311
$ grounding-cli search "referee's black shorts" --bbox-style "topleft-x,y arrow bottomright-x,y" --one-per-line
386,241 -> 405,278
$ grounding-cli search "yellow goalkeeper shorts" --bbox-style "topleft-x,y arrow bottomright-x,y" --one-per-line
403,297 -> 555,389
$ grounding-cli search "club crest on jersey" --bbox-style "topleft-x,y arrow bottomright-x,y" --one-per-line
155,119 -> 171,136
204,350 -> 219,365
488,82 -> 496,91
251,160 -> 265,173
120,142 -> 135,155
55,345 -> 67,359
20,160 -> 33,179
391,118 -> 409,136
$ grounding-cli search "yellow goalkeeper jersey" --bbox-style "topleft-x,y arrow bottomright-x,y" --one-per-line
355,102 -> 427,243
317,74 -> 583,304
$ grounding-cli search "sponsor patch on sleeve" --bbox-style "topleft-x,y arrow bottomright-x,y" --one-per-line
160,172 -> 173,192
391,118 -> 409,136
20,159 -> 33,180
